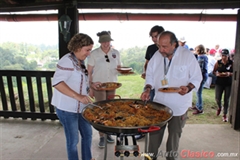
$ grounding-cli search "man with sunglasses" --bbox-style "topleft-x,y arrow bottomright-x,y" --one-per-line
87,31 -> 121,148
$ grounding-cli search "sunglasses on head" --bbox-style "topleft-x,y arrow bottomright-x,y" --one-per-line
105,55 -> 110,62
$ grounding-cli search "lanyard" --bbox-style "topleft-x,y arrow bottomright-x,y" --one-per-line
163,49 -> 176,76
72,52 -> 89,91
164,58 -> 172,76
71,52 -> 82,66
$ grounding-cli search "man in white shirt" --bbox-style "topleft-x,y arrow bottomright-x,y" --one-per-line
141,31 -> 202,160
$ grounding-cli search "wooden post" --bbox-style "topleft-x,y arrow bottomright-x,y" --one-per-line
58,5 -> 79,59
229,9 -> 240,130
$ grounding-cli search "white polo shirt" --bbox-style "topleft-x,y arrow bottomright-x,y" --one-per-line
87,47 -> 121,83
51,53 -> 88,113
146,46 -> 202,116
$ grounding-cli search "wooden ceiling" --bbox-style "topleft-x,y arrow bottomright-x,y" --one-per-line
0,0 -> 240,12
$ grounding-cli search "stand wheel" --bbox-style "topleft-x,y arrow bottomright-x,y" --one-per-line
115,151 -> 121,157
133,151 -> 139,157
124,151 -> 130,157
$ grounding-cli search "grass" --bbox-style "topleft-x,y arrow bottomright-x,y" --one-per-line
116,74 -> 145,99
116,74 -> 226,124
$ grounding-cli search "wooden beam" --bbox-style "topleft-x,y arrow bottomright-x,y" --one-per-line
0,0 -> 239,12
0,13 -> 237,22
229,9 -> 240,131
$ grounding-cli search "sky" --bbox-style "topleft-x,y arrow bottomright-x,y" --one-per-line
0,9 -> 238,50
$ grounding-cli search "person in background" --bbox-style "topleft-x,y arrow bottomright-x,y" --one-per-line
189,47 -> 197,59
215,44 -> 220,51
51,33 -> 95,160
213,49 -> 233,122
204,48 -> 217,89
214,44 -> 221,60
137,25 -> 165,140
178,36 -> 189,49
141,31 -> 202,160
141,25 -> 165,84
87,31 -> 121,148
191,44 -> 208,114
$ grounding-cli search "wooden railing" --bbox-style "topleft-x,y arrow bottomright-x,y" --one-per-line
0,70 -> 58,120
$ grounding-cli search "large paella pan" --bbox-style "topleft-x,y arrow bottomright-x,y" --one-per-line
82,99 -> 173,134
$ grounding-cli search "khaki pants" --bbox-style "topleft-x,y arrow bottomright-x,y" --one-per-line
93,89 -> 116,102
149,111 -> 188,160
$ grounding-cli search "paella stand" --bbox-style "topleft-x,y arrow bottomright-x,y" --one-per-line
83,98 -> 173,159
102,126 -> 160,160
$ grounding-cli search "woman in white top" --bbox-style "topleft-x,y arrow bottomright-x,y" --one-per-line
51,33 -> 96,160
87,31 -> 121,148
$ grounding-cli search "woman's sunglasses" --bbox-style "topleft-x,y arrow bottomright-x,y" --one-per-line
80,64 -> 88,76
105,55 -> 110,62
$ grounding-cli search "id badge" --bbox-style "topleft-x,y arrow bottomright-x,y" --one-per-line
161,77 -> 168,86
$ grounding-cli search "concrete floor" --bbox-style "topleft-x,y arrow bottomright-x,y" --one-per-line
0,118 -> 239,160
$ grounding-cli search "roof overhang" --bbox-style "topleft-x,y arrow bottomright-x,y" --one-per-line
0,13 -> 237,22
0,0 -> 240,13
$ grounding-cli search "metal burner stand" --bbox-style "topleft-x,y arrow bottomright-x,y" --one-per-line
103,133 -> 144,160
115,134 -> 140,159
102,126 -> 159,160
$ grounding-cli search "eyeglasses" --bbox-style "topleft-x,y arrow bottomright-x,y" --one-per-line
105,55 -> 110,62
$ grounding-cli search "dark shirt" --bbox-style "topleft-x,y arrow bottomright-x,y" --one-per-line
194,54 -> 198,59
145,44 -> 158,60
216,59 -> 233,86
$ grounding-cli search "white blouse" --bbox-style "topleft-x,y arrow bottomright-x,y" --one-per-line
51,53 -> 88,113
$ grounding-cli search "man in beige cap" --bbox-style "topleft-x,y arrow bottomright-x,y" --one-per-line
178,36 -> 189,49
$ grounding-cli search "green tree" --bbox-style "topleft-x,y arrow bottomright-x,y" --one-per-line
0,44 -> 38,70
120,46 -> 147,74
0,42 -> 150,72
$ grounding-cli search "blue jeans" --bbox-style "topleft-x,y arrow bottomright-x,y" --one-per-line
215,85 -> 231,115
56,108 -> 93,160
196,76 -> 207,111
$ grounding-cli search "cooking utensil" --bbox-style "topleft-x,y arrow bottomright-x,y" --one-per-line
86,103 -> 103,109
144,100 -> 148,107
82,99 -> 173,134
